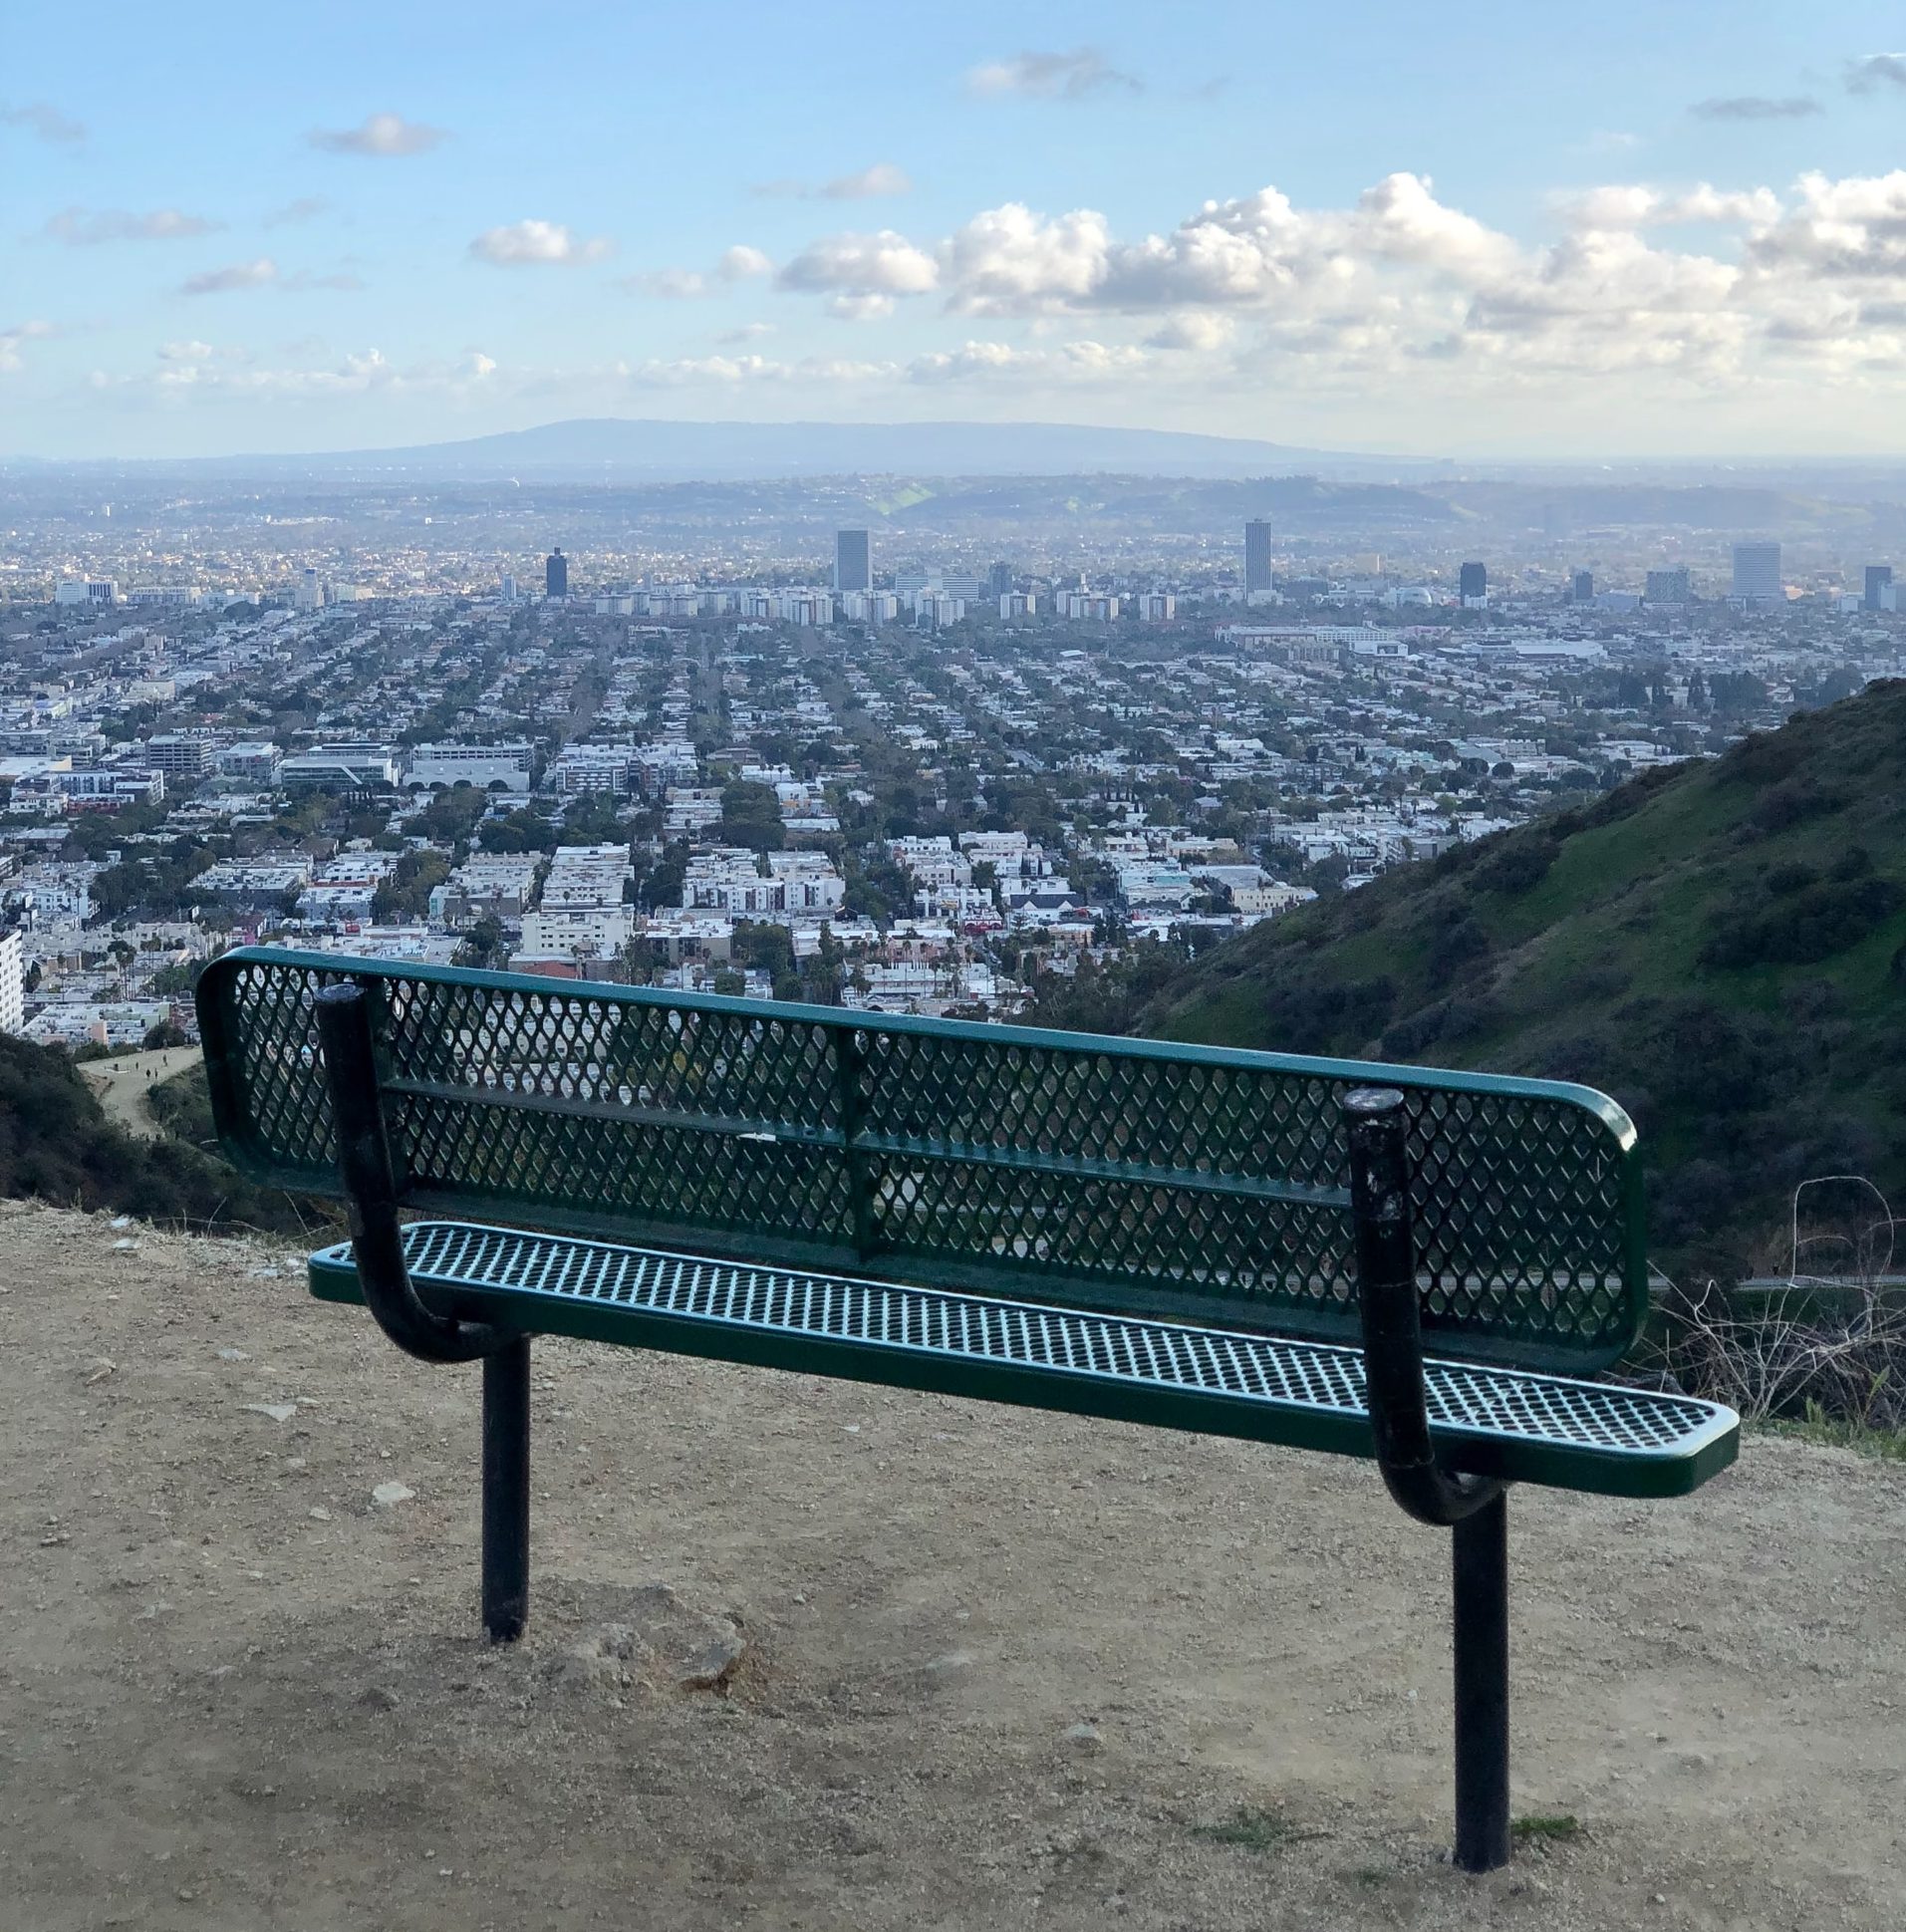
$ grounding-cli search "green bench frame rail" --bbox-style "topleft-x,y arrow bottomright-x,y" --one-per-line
197,946 -> 1739,1873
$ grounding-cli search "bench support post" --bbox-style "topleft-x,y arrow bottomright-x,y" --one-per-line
1452,1489 -> 1510,1872
482,1336 -> 531,1643
1343,1086 -> 1511,1873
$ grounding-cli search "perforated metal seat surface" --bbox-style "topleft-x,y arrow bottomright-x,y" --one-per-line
309,1221 -> 1738,1498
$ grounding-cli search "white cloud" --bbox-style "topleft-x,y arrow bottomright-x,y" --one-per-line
965,48 -> 1140,100
1145,312 -> 1237,352
777,229 -> 939,297
716,322 -> 775,344
309,113 -> 445,156
1747,170 -> 1906,280
156,340 -> 214,362
1559,183 -> 1781,230
0,319 -> 55,373
754,161 -> 913,200
45,206 -> 223,245
179,257 -> 279,295
825,293 -> 895,321
1,102 -> 84,145
469,220 -> 613,266
622,244 -> 771,298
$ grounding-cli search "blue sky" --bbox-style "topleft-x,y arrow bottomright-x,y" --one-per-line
6,1 -> 1906,458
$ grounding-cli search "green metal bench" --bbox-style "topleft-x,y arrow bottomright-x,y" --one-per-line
196,945 -> 1738,1873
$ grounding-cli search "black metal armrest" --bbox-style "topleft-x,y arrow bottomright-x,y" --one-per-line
1343,1086 -> 1504,1527
314,982 -> 507,1366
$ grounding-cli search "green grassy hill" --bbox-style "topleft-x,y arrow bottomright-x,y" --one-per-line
1143,681 -> 1906,1283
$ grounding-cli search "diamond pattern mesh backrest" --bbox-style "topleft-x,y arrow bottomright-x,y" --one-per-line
199,948 -> 1648,1371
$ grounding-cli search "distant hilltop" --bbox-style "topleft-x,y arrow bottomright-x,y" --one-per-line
23,416 -> 1432,483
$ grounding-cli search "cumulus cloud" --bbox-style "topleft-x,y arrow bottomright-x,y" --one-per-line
1690,96 -> 1821,121
1846,54 -> 1906,93
777,229 -> 939,297
309,113 -> 445,156
754,161 -> 913,200
179,257 -> 279,295
1145,312 -> 1237,352
0,319 -> 55,373
2,101 -> 84,144
966,48 -> 1141,100
621,244 -> 770,297
1747,170 -> 1906,279
45,206 -> 222,244
1558,183 -> 1782,230
469,220 -> 612,266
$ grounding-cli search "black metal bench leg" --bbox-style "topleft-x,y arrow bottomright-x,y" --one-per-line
482,1336 -> 531,1643
1452,1490 -> 1510,1873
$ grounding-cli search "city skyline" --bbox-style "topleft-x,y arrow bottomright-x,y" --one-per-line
6,2 -> 1906,460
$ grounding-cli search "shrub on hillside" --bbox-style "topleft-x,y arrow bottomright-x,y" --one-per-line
1699,875 -> 1904,969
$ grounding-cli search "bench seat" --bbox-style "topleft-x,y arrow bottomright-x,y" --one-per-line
309,1220 -> 1738,1500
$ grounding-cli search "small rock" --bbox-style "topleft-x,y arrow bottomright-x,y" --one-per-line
109,1216 -> 133,1230
84,1357 -> 117,1385
372,1482 -> 414,1508
113,1239 -> 139,1252
245,1403 -> 298,1424
678,1632 -> 746,1692
308,1507 -> 332,1522
1062,1721 -> 1103,1752
924,1650 -> 973,1681
216,1347 -> 250,1362
360,1685 -> 401,1712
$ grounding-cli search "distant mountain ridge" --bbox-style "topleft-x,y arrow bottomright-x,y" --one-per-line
16,417 -> 1428,482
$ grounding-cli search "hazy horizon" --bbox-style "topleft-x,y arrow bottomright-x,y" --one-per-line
7,2 -> 1906,462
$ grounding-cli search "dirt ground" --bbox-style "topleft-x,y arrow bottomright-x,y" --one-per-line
3,1199 -> 1903,1932
79,1047 -> 204,1141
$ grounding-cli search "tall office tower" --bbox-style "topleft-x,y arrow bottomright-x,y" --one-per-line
834,528 -> 872,594
1731,542 -> 1781,605
1865,564 -> 1893,612
1572,570 -> 1593,603
1646,567 -> 1691,603
986,560 -> 1012,600
545,547 -> 569,599
500,573 -> 517,603
1459,561 -> 1488,603
1243,520 -> 1273,598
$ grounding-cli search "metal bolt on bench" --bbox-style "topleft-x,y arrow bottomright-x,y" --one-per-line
200,949 -> 1741,1876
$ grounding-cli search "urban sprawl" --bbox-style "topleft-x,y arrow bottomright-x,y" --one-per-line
1,512 -> 1900,1051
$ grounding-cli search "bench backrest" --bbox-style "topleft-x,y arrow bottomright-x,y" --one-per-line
197,947 -> 1648,1372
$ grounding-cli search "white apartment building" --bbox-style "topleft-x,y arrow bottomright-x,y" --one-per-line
429,853 -> 546,927
406,741 -> 535,790
889,835 -> 972,889
540,843 -> 633,911
518,905 -> 636,962
0,928 -> 23,1034
547,745 -> 635,794
54,580 -> 118,607
681,849 -> 845,920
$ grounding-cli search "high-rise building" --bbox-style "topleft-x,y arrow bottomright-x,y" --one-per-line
500,573 -> 517,603
1732,542 -> 1781,605
0,928 -> 21,1036
1459,561 -> 1488,604
1571,570 -> 1593,603
834,529 -> 871,595
1865,564 -> 1893,612
1646,567 -> 1691,604
1243,520 -> 1273,599
986,561 -> 1013,600
545,547 -> 569,599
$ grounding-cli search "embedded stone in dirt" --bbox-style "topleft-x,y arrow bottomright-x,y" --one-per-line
553,1583 -> 748,1699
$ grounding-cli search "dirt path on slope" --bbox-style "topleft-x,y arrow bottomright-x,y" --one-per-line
78,1045 -> 203,1140
1,1200 -> 1901,1932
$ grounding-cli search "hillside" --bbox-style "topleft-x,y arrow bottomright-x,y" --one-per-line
0,1034 -> 317,1238
1144,681 -> 1906,1282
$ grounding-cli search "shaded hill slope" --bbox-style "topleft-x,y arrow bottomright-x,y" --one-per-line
1144,682 -> 1906,1281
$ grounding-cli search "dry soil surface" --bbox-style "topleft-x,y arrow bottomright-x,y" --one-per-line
2,1201 -> 1902,1932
